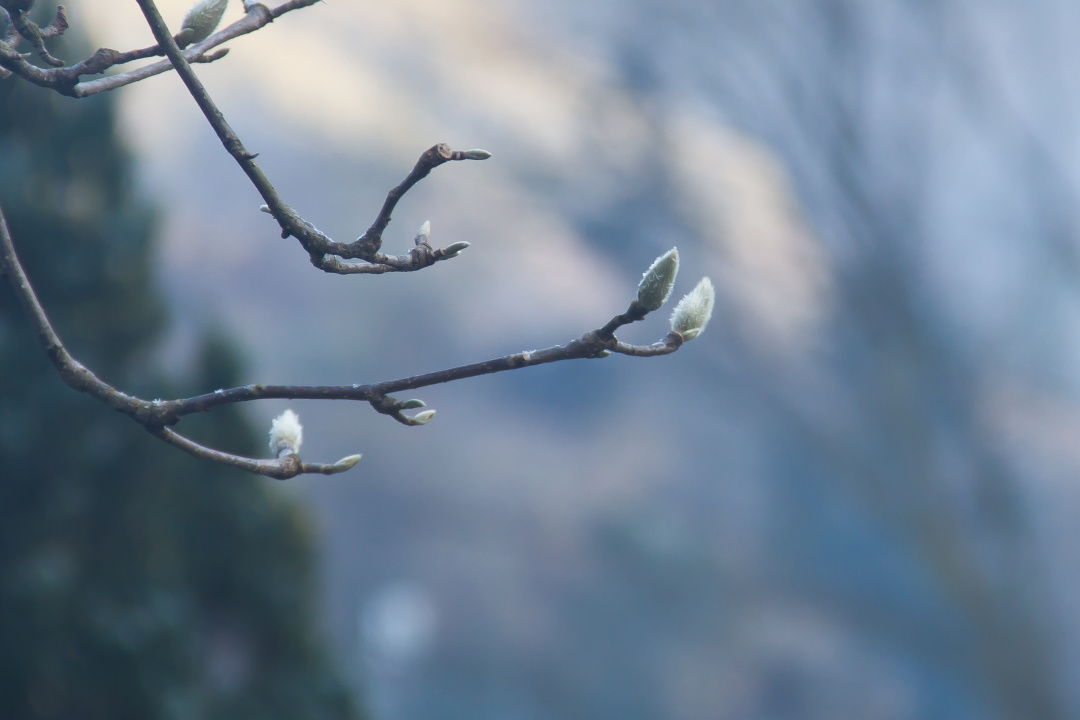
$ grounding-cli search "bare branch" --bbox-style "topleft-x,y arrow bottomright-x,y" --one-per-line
71,1 -> 291,96
0,196 -> 144,419
0,197 -> 372,478
37,4 -> 69,41
612,333 -> 683,357
351,144 -> 492,258
135,0 -> 490,278
0,2 -> 704,479
3,187 -> 691,478
0,1 -> 315,97
4,6 -> 65,67
151,427 -> 360,480
151,298 -> 683,424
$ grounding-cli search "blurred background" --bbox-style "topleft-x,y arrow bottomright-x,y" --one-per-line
3,0 -> 1080,718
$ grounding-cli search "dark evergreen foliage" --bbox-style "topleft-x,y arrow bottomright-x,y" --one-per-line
0,37 -> 361,720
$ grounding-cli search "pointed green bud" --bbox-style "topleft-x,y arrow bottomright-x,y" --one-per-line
462,149 -> 492,160
442,241 -> 470,258
268,409 -> 303,457
670,277 -> 715,341
179,0 -> 229,46
415,220 -> 431,246
636,247 -> 679,311
411,409 -> 437,425
400,399 -> 426,410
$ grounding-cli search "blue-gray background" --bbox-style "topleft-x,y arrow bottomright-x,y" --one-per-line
73,1 -> 1080,718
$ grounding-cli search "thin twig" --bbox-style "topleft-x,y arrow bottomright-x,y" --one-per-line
6,6 -> 65,67
148,300 -> 680,425
2,192 -> 685,476
612,333 -> 683,357
0,1 -> 317,97
1,0 -> 695,479
136,0 -> 488,276
151,427 -> 358,479
0,196 -> 139,417
134,0 -> 326,255
351,145 -> 491,257
72,1 -> 296,97
0,198 -> 345,478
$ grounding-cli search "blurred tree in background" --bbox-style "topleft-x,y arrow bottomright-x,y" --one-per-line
0,29 -> 361,720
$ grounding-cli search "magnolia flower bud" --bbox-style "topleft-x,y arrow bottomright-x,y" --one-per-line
462,149 -> 492,160
415,220 -> 431,246
442,241 -> 470,258
268,409 -> 303,457
400,399 -> 426,410
179,0 -> 229,46
637,247 -> 679,311
411,409 -> 437,425
670,277 -> 715,341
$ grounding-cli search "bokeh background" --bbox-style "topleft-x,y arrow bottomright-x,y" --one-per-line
4,0 -> 1080,718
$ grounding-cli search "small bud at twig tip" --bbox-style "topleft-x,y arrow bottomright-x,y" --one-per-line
196,48 -> 230,63
411,409 -> 437,425
461,149 -> 493,160
441,241 -> 470,258
400,399 -> 426,410
415,220 -> 431,245
333,454 -> 363,471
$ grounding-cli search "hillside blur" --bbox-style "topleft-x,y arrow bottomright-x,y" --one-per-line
64,1 -> 1080,718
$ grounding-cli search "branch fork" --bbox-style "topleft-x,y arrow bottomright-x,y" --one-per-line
0,0 -> 714,478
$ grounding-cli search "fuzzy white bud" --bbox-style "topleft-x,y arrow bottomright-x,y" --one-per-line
268,409 -> 303,457
179,0 -> 229,46
415,220 -> 431,245
258,204 -> 271,214
637,247 -> 679,311
462,149 -> 492,160
670,277 -> 715,341
411,409 -> 437,425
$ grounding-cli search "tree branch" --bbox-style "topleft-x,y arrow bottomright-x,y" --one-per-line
1,0 -> 710,479
135,0 -> 489,277
146,299 -> 683,425
0,195 -> 140,418
0,1 -> 315,97
3,5 -> 66,67
3,190 -> 694,478
151,426 -> 360,479
0,197 -> 369,479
